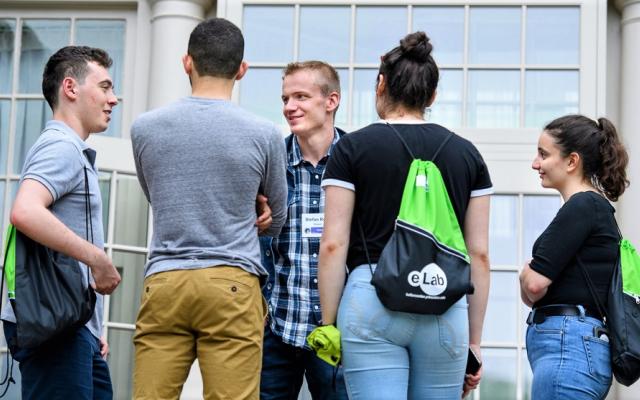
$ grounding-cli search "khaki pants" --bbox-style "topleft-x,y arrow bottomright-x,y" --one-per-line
133,266 -> 266,400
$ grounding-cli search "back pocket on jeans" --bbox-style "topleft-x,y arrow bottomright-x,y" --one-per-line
583,336 -> 613,385
344,282 -> 392,340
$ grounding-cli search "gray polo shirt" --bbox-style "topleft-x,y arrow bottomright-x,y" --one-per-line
1,120 -> 105,339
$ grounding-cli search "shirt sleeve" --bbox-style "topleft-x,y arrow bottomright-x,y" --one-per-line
21,139 -> 83,202
469,145 -> 493,197
260,127 -> 288,237
529,194 -> 594,281
130,124 -> 151,203
322,136 -> 355,191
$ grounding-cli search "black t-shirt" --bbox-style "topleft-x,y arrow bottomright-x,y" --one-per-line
322,122 -> 493,271
530,191 -> 619,311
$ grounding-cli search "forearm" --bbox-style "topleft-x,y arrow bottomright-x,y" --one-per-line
468,254 -> 490,346
519,264 -> 549,304
318,241 -> 347,325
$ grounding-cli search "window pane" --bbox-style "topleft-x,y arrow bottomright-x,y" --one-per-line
522,195 -> 561,264
413,7 -> 464,65
0,19 -> 15,93
108,251 -> 145,324
469,7 -> 521,65
352,69 -> 378,128
13,99 -> 52,173
467,70 -> 520,128
20,19 -> 70,93
299,6 -> 350,64
489,195 -> 518,265
99,172 -> 111,241
430,69 -> 462,128
335,68 -> 349,128
107,329 -> 134,400
526,7 -> 579,65
479,348 -> 518,400
355,7 -> 407,64
0,100 -> 10,174
525,70 -> 579,128
239,68 -> 285,126
484,271 -> 518,343
522,349 -> 533,400
243,6 -> 294,63
75,20 -> 125,91
113,175 -> 148,247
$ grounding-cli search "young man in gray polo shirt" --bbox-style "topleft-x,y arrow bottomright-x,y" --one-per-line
131,18 -> 287,399
3,46 -> 121,400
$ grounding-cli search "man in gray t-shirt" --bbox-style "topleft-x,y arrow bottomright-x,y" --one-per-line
131,18 -> 287,400
2,46 -> 121,400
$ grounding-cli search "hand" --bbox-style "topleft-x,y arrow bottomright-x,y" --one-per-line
462,344 -> 482,399
255,194 -> 273,234
89,249 -> 121,295
99,336 -> 109,359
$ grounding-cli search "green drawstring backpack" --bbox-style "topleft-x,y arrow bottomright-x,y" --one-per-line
579,230 -> 640,386
359,123 -> 474,315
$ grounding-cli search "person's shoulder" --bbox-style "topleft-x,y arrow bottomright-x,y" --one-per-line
569,191 -> 613,211
32,129 -> 82,158
131,100 -> 185,136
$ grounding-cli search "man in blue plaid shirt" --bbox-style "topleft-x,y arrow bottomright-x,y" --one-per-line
260,61 -> 348,400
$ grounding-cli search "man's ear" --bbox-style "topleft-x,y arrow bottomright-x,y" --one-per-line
235,61 -> 249,81
182,54 -> 193,75
61,77 -> 78,100
326,91 -> 340,114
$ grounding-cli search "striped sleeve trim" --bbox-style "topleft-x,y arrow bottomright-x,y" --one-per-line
321,179 -> 355,192
470,187 -> 494,197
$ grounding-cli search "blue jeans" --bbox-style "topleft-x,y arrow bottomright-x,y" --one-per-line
260,325 -> 348,400
337,265 -> 469,400
526,307 -> 612,399
3,321 -> 113,400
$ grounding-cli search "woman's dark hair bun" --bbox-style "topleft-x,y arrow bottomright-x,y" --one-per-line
400,31 -> 432,62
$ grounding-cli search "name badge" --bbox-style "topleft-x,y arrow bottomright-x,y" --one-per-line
302,213 -> 324,238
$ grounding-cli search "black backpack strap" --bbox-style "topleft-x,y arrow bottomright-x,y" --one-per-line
576,254 -> 611,324
385,122 -> 453,162
357,217 -> 375,277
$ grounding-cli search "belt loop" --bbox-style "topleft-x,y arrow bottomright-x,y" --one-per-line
577,305 -> 586,321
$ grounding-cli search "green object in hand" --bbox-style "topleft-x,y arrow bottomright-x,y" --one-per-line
307,325 -> 341,367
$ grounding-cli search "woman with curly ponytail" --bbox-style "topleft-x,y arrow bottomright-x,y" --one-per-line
318,31 -> 492,399
520,114 -> 629,399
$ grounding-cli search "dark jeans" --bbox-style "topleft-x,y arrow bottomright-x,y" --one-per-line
260,326 -> 348,400
3,321 -> 113,400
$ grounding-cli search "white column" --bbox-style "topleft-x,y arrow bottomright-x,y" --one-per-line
147,0 -> 214,110
618,0 -> 640,246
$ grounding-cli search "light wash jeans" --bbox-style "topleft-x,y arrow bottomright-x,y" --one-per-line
337,265 -> 468,400
526,306 -> 612,400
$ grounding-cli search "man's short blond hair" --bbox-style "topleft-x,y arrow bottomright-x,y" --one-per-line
282,61 -> 341,97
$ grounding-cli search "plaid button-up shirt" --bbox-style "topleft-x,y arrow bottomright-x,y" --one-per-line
261,129 -> 344,348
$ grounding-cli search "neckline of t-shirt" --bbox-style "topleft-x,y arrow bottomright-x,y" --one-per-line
375,119 -> 430,125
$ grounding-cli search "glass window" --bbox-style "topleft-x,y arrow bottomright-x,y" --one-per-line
469,7 -> 521,65
98,172 -> 111,241
489,195 -> 518,266
0,353 -> 21,398
109,251 -> 146,324
19,19 -> 70,93
107,329 -> 135,400
243,6 -> 294,63
239,68 -> 285,126
0,19 -> 15,94
467,70 -> 520,128
522,195 -> 561,264
412,7 -> 464,65
0,100 -> 10,174
525,70 -> 579,128
113,175 -> 149,247
480,348 -> 518,400
299,7 -> 350,64
75,20 -> 125,90
522,349 -> 533,400
430,69 -> 462,128
13,99 -> 52,173
352,69 -> 378,128
355,7 -> 406,64
335,68 -> 349,128
484,271 -> 518,343
0,181 -> 4,243
526,7 -> 579,65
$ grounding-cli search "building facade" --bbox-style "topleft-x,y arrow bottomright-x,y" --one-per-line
0,0 -> 639,399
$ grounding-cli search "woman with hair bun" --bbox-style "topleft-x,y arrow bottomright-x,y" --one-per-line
318,31 -> 492,399
520,114 -> 629,399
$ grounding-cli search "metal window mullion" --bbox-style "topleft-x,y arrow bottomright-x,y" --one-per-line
293,4 -> 300,61
101,170 -> 118,340
104,321 -> 135,331
462,5 -> 469,128
519,6 -> 526,130
70,17 -> 76,45
407,4 -> 413,34
5,18 -> 23,181
347,4 -> 356,128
